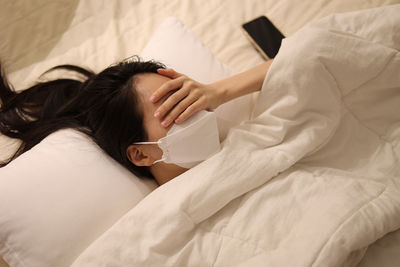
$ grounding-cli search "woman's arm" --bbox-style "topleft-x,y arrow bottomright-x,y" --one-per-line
151,60 -> 273,127
213,60 -> 273,105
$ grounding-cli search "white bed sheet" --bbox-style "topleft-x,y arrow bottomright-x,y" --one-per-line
1,1 -> 400,266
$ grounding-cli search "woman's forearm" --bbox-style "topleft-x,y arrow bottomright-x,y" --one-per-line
214,60 -> 273,106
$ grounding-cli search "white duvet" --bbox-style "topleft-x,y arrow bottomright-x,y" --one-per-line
72,6 -> 400,267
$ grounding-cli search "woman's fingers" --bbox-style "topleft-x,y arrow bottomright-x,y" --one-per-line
151,69 -> 219,127
175,101 -> 204,124
154,83 -> 190,120
151,69 -> 184,103
157,68 -> 182,79
151,75 -> 186,104
160,94 -> 199,127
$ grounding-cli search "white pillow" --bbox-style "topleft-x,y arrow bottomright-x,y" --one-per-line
141,18 -> 234,84
0,130 -> 158,267
0,16 -> 253,267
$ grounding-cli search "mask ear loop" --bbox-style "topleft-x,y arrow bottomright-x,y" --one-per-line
152,157 -> 165,165
133,141 -> 165,165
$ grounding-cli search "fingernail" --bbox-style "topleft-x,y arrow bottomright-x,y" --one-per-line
154,111 -> 161,118
175,118 -> 181,123
161,120 -> 169,127
150,95 -> 157,102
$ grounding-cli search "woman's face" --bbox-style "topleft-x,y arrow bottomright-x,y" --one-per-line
128,72 -> 188,185
134,72 -> 172,141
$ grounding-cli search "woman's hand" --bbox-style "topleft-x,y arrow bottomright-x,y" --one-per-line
150,68 -> 223,127
151,60 -> 274,127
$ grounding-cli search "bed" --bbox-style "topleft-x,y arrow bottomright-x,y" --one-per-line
1,1 -> 400,266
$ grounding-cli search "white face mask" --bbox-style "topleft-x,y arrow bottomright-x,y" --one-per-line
135,110 -> 221,168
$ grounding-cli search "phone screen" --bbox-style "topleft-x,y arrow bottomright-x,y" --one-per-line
242,16 -> 285,59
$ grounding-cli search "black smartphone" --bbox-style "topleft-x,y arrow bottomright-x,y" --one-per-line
241,16 -> 285,59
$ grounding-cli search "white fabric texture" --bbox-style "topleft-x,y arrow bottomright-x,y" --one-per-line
71,6 -> 400,267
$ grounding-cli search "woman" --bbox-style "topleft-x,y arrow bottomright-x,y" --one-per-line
0,57 -> 273,185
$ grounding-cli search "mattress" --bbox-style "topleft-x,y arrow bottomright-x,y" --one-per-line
1,1 -> 399,266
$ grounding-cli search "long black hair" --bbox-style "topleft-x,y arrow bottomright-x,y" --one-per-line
0,56 -> 166,177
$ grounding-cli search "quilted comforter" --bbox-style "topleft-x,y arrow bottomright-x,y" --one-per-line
72,5 -> 400,267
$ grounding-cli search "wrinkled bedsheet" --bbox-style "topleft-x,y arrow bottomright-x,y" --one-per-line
53,5 -> 400,267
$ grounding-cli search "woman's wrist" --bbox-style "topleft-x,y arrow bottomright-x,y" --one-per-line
211,60 -> 273,107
